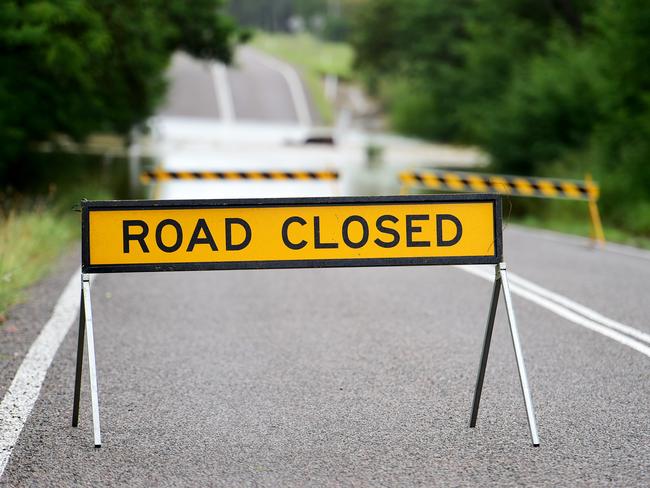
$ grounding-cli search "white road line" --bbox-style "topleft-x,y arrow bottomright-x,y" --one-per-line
0,270 -> 82,478
211,63 -> 235,123
506,271 -> 650,345
250,49 -> 312,127
458,265 -> 650,358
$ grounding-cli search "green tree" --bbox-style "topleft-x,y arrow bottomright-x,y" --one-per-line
353,0 -> 650,234
352,0 -> 597,163
228,0 -> 294,31
459,1 -> 598,174
588,0 -> 650,231
0,1 -> 110,168
0,0 -> 237,181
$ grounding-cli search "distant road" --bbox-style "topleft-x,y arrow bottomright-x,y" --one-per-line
158,52 -> 222,120
1,45 -> 649,487
160,47 -> 318,125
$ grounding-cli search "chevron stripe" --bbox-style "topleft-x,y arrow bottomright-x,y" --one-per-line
399,169 -> 599,201
140,170 -> 339,183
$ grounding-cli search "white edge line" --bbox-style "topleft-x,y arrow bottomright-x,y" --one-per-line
250,49 -> 312,127
211,63 -> 235,124
0,269 -> 83,478
457,265 -> 650,358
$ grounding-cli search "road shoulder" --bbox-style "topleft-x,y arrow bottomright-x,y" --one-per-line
0,246 -> 80,400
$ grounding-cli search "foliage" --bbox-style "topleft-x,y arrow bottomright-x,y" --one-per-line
253,32 -> 353,78
0,0 -> 237,182
228,0 -> 361,41
0,151 -> 138,316
479,38 -> 601,175
0,202 -> 77,315
352,0 -> 650,235
229,0 -> 294,32
587,0 -> 650,232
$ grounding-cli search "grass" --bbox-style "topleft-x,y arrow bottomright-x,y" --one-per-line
512,214 -> 650,250
0,202 -> 78,317
0,152 -> 138,318
0,184 -> 116,318
251,32 -> 354,124
501,196 -> 650,250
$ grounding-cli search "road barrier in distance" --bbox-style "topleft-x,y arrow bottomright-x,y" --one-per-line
73,195 -> 539,448
140,169 -> 339,184
399,169 -> 605,244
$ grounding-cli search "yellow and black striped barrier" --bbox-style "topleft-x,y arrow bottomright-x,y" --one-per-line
140,170 -> 339,184
399,169 -> 598,200
400,169 -> 605,244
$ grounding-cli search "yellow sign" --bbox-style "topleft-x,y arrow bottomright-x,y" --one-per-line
82,196 -> 502,272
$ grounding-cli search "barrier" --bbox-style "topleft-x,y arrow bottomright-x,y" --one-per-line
140,170 -> 339,184
400,169 -> 605,244
73,195 -> 539,447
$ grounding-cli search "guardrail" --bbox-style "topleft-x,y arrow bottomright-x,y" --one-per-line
399,169 -> 604,244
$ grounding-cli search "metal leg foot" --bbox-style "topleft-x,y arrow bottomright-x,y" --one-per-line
82,277 -> 102,447
470,264 -> 501,427
499,263 -> 540,447
75,275 -> 102,447
72,289 -> 85,427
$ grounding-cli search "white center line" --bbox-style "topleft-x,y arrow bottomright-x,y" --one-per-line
506,270 -> 650,345
458,265 -> 650,358
211,62 -> 235,123
0,270 -> 83,478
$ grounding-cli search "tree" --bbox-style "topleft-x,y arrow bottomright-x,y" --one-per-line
0,0 -> 237,180
588,0 -> 650,231
228,0 -> 295,32
352,0 -> 650,233
352,0 -> 597,159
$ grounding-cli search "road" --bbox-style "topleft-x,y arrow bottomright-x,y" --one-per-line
0,48 -> 648,487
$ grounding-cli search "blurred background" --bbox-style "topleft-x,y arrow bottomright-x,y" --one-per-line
2,0 -> 650,314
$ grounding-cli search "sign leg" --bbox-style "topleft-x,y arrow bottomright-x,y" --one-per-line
470,264 -> 501,428
81,276 -> 102,448
588,197 -> 606,246
585,173 -> 605,246
72,287 -> 86,427
499,263 -> 540,447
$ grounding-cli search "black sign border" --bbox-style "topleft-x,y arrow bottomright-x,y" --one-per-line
81,194 -> 502,273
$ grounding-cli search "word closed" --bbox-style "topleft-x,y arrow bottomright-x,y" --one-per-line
82,195 -> 502,273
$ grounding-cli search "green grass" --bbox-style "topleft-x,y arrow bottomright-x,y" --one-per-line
0,152 -> 139,318
251,32 -> 354,124
511,214 -> 650,250
498,196 -> 650,250
0,185 -> 115,317
0,203 -> 78,316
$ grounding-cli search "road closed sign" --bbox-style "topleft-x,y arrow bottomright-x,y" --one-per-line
76,193 -> 540,449
81,195 -> 502,273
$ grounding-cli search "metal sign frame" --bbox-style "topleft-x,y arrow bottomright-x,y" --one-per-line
72,194 -> 539,448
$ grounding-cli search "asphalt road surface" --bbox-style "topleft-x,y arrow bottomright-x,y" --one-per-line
160,47 -> 319,124
1,49 -> 648,487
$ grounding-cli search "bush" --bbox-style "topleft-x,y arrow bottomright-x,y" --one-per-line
352,0 -> 650,235
0,0 -> 237,183
482,38 -> 601,175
